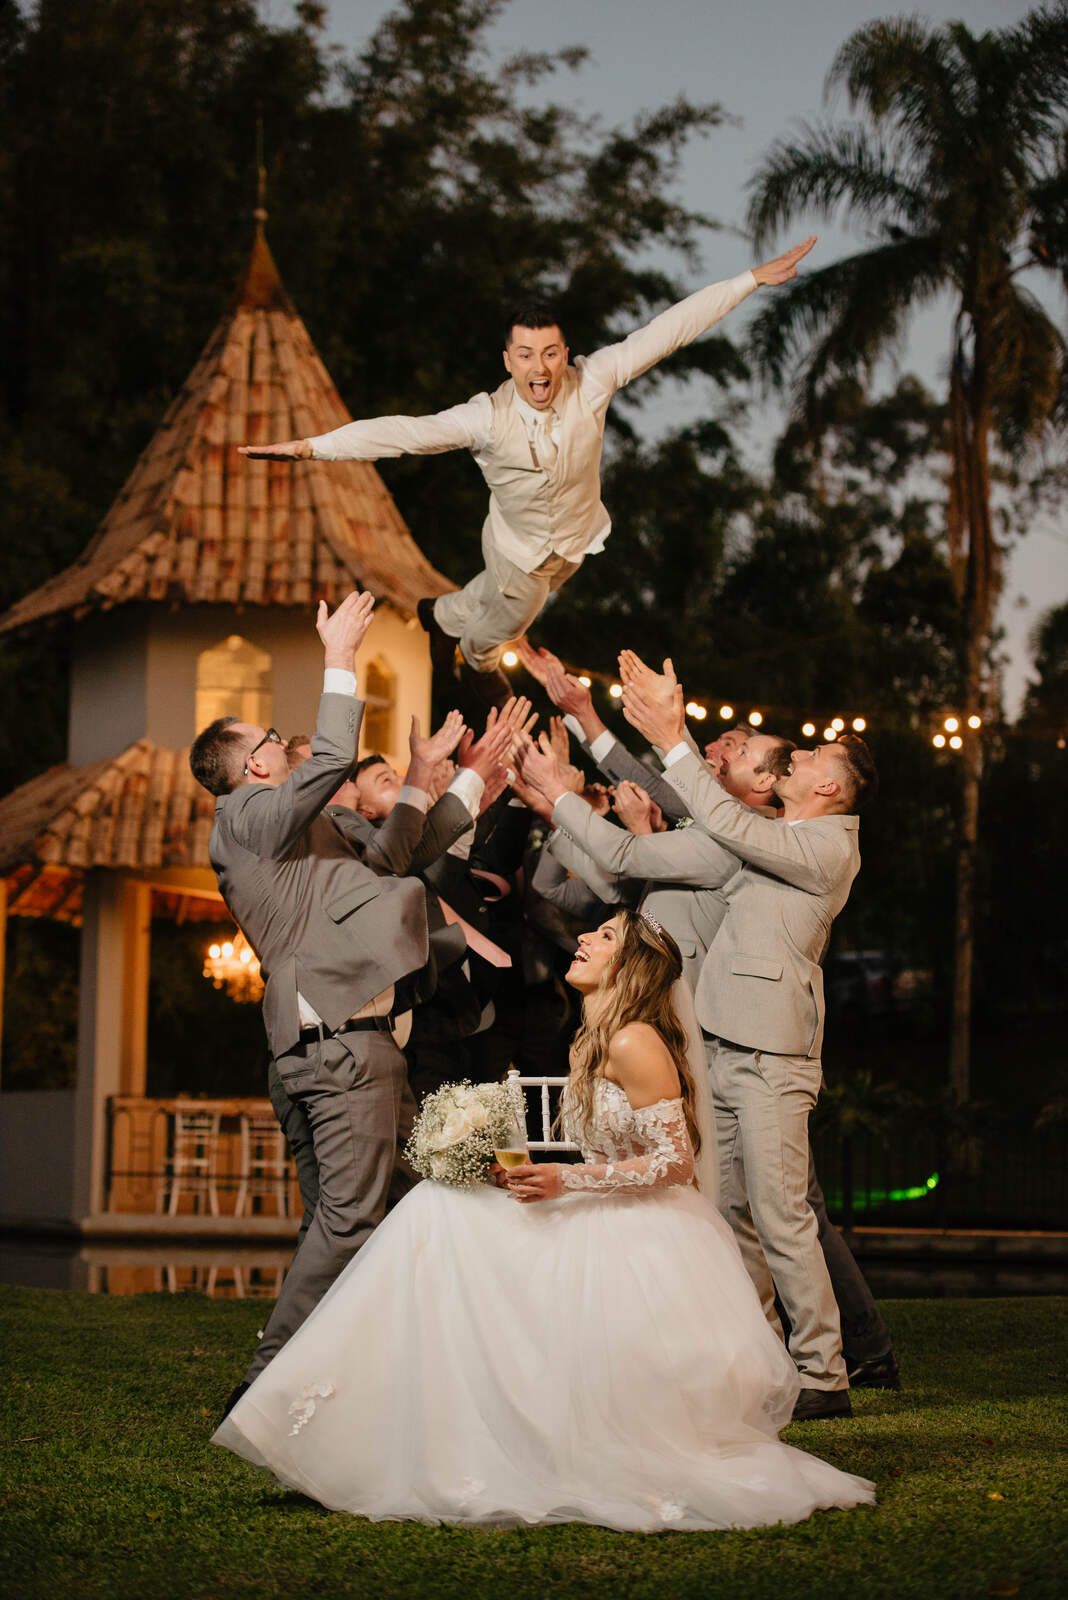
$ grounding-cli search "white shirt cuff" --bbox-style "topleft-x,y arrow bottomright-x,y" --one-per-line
562,713 -> 585,742
663,742 -> 691,769
448,767 -> 485,819
397,785 -> 429,814
323,668 -> 357,697
589,730 -> 616,764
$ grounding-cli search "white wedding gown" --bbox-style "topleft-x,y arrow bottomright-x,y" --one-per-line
213,1081 -> 875,1531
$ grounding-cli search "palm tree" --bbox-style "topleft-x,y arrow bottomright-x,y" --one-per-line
746,7 -> 1068,1100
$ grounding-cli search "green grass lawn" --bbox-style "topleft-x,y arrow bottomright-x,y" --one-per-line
1,1287 -> 1065,1600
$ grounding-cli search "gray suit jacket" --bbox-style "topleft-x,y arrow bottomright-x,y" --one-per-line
548,792 -> 739,990
588,734 -> 691,824
664,751 -> 860,1058
209,692 -> 429,1058
327,791 -> 473,877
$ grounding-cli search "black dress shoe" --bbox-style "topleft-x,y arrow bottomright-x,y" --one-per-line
847,1352 -> 901,1390
417,597 -> 460,676
222,1380 -> 251,1418
791,1387 -> 853,1422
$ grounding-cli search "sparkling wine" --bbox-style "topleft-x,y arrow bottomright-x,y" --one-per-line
494,1149 -> 528,1169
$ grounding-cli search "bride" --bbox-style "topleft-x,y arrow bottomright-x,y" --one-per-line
213,909 -> 875,1531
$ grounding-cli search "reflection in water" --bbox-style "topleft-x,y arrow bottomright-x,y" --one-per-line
0,1236 -> 1064,1298
0,1238 -> 293,1296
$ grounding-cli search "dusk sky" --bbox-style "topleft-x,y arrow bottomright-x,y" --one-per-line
276,0 -> 1066,713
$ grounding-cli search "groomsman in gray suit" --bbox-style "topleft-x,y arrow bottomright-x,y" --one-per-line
190,593 -> 509,1409
613,677 -> 877,1419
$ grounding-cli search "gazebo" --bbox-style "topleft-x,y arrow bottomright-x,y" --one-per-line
0,217 -> 452,1236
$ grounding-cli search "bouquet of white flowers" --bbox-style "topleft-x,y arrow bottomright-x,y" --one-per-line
406,1079 -> 523,1186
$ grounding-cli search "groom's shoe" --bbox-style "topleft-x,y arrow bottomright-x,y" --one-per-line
791,1388 -> 853,1422
847,1351 -> 901,1391
221,1381 -> 251,1419
417,597 -> 460,678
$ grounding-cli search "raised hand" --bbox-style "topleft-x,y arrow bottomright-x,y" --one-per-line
622,681 -> 687,753
316,590 -> 376,668
513,638 -> 562,687
426,757 -> 457,805
456,707 -> 516,782
581,781 -> 614,818
612,780 -> 660,836
508,768 -> 555,823
495,696 -> 539,761
517,731 -> 569,807
239,438 -> 313,460
752,236 -> 817,286
406,710 -> 467,791
617,650 -> 678,709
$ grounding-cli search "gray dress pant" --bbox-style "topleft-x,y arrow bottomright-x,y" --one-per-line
267,1057 -> 319,1246
434,529 -> 580,672
705,1037 -> 847,1392
246,1027 -> 418,1383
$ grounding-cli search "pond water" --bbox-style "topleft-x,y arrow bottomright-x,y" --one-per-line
1,1235 -> 1065,1299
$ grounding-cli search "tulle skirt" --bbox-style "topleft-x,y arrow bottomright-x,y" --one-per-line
213,1179 -> 875,1531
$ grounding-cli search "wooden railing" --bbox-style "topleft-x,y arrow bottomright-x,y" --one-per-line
107,1097 -> 301,1218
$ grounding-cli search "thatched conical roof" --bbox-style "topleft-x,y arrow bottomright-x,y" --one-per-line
0,227 -> 453,636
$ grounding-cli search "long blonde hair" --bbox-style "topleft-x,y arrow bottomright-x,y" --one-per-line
561,909 -> 702,1163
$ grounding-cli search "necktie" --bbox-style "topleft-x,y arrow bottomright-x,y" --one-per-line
436,896 -> 513,968
534,412 -> 558,472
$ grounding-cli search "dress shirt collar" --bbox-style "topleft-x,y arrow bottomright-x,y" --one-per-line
512,389 -> 559,433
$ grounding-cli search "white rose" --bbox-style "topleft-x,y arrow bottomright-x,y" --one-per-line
428,1100 -> 489,1150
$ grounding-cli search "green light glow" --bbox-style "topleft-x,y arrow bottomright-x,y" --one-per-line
829,1173 -> 940,1209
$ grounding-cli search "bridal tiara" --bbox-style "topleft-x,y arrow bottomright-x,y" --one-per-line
640,910 -> 665,938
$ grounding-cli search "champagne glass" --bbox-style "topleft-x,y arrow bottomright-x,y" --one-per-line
494,1093 -> 529,1170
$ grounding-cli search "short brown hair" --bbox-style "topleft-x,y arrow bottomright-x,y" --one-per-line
189,717 -> 247,796
754,735 -> 796,780
834,734 -> 878,812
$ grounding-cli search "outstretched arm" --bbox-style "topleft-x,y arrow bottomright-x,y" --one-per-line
580,239 -> 816,401
239,395 -> 493,463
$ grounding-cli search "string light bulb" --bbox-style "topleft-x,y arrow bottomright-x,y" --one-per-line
801,722 -> 816,738
967,714 -> 981,730
933,734 -> 946,748
852,717 -> 867,732
944,716 -> 959,733
748,710 -> 763,727
949,734 -> 963,749
501,650 -> 518,668
823,727 -> 837,741
609,684 -> 623,699
719,705 -> 734,721
578,676 -> 592,688
831,717 -> 845,732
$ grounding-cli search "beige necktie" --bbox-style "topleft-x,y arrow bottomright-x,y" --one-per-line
534,412 -> 558,472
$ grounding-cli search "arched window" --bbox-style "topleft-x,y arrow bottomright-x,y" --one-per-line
196,636 -> 271,730
362,657 -> 395,757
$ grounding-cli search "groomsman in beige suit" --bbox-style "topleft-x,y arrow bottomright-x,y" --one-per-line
564,675 -> 878,1421
239,240 -> 816,699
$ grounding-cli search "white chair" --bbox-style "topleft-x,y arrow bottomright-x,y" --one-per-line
235,1111 -> 293,1219
505,1069 -> 580,1152
159,1105 -> 221,1216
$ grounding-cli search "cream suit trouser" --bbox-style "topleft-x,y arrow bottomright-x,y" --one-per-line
433,529 -> 580,672
705,1037 -> 847,1392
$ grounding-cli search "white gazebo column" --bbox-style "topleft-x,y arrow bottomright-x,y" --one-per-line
71,872 -> 151,1221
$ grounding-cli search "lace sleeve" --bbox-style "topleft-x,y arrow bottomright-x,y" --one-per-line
560,1099 -> 695,1193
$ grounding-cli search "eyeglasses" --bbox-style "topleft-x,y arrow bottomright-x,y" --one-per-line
244,728 -> 281,775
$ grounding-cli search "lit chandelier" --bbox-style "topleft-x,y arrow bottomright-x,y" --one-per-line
203,930 -> 264,1003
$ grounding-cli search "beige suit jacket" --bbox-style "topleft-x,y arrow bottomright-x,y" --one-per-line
664,752 -> 860,1057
